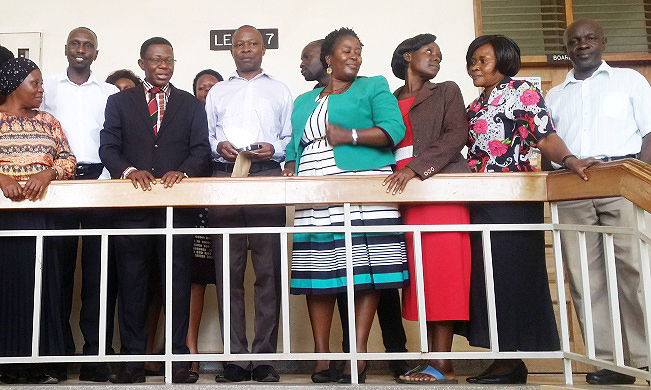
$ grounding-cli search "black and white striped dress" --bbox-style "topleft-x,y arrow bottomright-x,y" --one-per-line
290,95 -> 409,295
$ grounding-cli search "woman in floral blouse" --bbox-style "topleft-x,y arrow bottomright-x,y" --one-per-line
462,35 -> 598,384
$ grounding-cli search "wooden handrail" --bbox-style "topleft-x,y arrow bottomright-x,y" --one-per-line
546,159 -> 651,213
0,160 -> 649,211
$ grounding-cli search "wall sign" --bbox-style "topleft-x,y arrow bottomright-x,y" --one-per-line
513,76 -> 542,90
210,28 -> 279,51
547,54 -> 570,62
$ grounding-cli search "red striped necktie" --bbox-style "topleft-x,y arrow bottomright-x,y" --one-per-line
148,87 -> 160,135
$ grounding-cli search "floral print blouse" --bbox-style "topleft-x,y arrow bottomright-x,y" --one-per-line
466,77 -> 555,172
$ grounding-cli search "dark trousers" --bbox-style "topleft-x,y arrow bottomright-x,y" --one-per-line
0,211 -> 66,378
46,204 -> 118,368
336,289 -> 407,353
208,167 -> 285,369
112,208 -> 192,370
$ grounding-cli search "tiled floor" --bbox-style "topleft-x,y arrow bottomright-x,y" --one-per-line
7,373 -> 645,388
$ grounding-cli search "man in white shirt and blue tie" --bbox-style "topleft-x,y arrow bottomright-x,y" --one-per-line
546,18 -> 651,385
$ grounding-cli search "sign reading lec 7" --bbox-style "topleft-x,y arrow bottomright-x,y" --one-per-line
210,29 -> 279,50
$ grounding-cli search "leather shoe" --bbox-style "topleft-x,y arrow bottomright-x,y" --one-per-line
466,361 -> 527,384
79,364 -> 110,382
338,363 -> 369,384
311,361 -> 343,383
30,373 -> 59,384
172,368 -> 199,383
586,369 -> 636,385
216,363 -> 251,382
311,369 -> 332,383
108,368 -> 146,384
253,365 -> 280,382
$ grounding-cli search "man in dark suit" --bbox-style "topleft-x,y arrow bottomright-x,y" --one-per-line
99,36 -> 210,384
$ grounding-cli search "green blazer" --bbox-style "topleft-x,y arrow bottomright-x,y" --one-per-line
286,76 -> 405,172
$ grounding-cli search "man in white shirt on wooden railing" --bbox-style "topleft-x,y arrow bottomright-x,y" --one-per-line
204,25 -> 292,383
41,27 -> 119,383
546,18 -> 651,385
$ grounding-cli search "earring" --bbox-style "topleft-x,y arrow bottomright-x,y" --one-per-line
326,66 -> 332,74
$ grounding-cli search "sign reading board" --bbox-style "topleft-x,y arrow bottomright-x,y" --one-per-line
547,53 -> 571,63
210,28 -> 279,51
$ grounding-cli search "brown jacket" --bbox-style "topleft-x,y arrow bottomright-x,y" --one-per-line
393,80 -> 470,179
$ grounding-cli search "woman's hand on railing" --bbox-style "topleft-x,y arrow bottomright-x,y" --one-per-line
0,173 -> 24,201
564,156 -> 601,181
22,169 -> 56,201
383,167 -> 417,195
281,161 -> 296,177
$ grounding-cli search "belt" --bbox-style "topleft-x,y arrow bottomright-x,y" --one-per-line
212,160 -> 280,174
300,136 -> 327,149
75,163 -> 104,179
600,153 -> 639,162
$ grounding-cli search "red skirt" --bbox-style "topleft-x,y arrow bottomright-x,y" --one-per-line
401,203 -> 471,322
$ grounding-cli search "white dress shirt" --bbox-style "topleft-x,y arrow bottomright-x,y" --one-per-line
205,69 -> 293,163
547,61 -> 651,163
41,71 -> 118,169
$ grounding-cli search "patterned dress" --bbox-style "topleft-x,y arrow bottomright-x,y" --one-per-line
0,111 -> 75,179
289,95 -> 409,295
463,77 -> 560,351
0,111 -> 74,363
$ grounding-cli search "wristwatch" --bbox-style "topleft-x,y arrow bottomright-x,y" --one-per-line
351,129 -> 358,145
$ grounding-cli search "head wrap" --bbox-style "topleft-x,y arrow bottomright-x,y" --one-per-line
0,57 -> 38,95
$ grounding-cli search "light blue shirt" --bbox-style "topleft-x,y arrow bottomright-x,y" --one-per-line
205,69 -> 292,163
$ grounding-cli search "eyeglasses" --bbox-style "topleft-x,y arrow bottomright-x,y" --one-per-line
144,57 -> 176,66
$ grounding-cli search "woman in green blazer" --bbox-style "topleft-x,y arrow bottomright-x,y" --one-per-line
282,28 -> 408,384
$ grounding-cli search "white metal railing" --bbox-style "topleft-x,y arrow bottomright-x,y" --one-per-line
549,202 -> 651,385
0,172 -> 650,385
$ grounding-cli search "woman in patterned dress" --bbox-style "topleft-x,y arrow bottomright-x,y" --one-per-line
283,27 -> 408,383
463,35 -> 599,384
0,54 -> 76,384
383,33 -> 471,384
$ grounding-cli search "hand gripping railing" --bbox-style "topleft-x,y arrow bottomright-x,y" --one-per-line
0,159 -> 649,385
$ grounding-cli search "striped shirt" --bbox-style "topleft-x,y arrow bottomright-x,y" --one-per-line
142,80 -> 170,131
547,61 -> 651,162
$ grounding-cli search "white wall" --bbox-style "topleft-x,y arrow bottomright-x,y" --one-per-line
1,0 -> 477,102
2,0 -> 479,356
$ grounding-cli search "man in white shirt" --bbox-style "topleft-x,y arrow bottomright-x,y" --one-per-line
41,27 -> 118,383
205,25 -> 292,383
546,19 -> 651,385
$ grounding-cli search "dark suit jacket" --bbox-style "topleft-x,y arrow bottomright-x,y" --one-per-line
393,80 -> 470,178
100,83 -> 210,179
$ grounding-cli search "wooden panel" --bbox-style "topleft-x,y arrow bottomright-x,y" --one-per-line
565,0 -> 574,24
474,0 -> 483,37
547,159 -> 651,213
0,173 -> 549,210
0,161 -> 650,210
